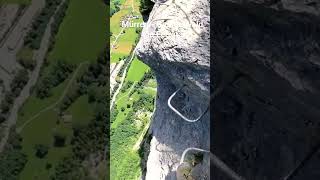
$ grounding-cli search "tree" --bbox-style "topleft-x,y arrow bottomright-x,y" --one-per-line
88,84 -> 104,103
46,163 -> 52,170
139,0 -> 154,15
34,144 -> 49,158
17,48 -> 36,70
121,107 -> 125,112
53,133 -> 66,147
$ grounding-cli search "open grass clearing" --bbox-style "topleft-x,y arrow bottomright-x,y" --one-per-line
17,79 -> 68,126
111,52 -> 127,63
126,58 -> 150,81
19,110 -> 72,180
65,95 -> 94,127
48,0 -> 107,64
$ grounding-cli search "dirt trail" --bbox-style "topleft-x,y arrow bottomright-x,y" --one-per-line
115,81 -> 136,104
17,62 -> 87,133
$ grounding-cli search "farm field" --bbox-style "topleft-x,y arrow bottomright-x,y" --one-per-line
110,0 -> 157,179
110,0 -> 142,63
14,0 -> 107,179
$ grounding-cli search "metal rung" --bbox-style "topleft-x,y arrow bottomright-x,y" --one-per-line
168,85 -> 209,122
179,148 -> 246,180
180,147 -> 210,165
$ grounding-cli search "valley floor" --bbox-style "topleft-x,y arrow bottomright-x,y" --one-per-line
110,0 -> 157,179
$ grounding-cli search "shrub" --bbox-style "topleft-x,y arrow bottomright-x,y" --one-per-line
139,0 -> 154,15
121,107 -> 125,112
53,133 -> 66,147
17,48 -> 36,70
36,60 -> 74,99
34,144 -> 49,158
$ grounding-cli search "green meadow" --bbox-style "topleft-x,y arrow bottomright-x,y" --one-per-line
48,0 -> 107,64
127,58 -> 150,81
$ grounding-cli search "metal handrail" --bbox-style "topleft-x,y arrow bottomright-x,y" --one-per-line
168,85 -> 209,122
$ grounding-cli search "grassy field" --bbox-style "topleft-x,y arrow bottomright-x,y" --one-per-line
65,95 -> 94,127
48,0 -> 107,64
127,58 -> 150,81
16,0 -> 107,179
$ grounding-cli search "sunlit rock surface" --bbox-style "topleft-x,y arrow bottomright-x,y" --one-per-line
136,0 -> 210,179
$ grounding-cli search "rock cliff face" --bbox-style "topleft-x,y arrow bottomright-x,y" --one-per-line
213,1 -> 320,179
136,0 -> 210,179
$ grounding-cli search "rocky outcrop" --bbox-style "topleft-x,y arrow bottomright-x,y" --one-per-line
213,1 -> 320,179
136,0 -> 210,179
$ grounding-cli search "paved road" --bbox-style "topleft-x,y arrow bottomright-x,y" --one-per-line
110,60 -> 124,92
0,0 -> 63,153
110,47 -> 137,110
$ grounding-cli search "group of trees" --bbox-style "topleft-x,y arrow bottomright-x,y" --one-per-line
133,93 -> 154,112
24,0 -> 62,49
121,81 -> 134,93
2,0 -> 70,124
17,48 -> 36,71
110,0 -> 121,16
110,105 -> 119,124
35,60 -> 75,99
34,144 -> 49,159
59,51 -> 107,113
0,129 -> 28,180
139,0 -> 154,16
10,69 -> 29,97
53,133 -> 67,147
50,51 -> 108,179
51,87 -> 108,180
0,69 -> 29,123
49,0 -> 70,52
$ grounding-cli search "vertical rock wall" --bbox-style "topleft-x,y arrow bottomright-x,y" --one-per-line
136,0 -> 211,179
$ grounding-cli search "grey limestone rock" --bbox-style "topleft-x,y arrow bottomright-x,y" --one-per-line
136,0 -> 211,179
